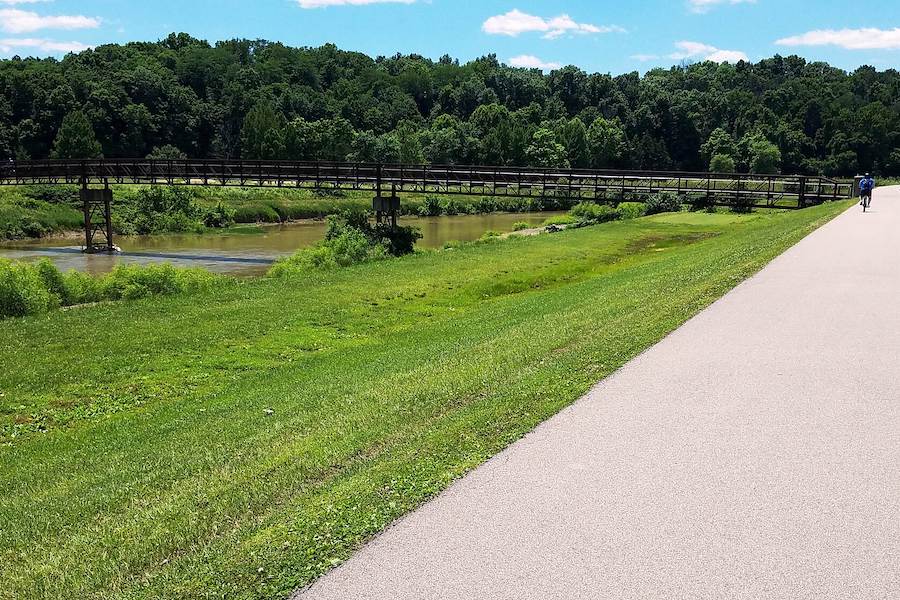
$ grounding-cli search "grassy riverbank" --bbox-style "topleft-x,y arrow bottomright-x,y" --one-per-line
0,201 -> 850,599
0,184 -> 579,240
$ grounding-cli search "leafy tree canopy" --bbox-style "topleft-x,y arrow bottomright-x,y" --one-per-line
50,111 -> 102,160
1,36 -> 897,175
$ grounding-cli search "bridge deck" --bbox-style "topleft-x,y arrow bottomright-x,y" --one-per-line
0,160 -> 851,209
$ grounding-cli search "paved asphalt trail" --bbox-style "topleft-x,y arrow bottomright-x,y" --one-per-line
297,189 -> 900,600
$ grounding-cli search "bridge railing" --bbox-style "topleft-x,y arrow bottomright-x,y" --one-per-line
0,159 -> 853,207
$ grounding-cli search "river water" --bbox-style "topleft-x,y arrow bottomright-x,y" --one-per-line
0,212 -> 563,277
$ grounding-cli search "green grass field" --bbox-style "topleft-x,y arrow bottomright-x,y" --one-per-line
0,187 -> 84,238
0,201 -> 849,599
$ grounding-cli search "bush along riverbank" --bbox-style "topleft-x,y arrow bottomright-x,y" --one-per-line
0,258 -> 219,319
269,212 -> 421,276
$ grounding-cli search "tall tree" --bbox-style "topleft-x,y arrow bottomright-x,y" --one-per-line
51,111 -> 102,159
526,128 -> 569,168
559,118 -> 589,169
744,134 -> 782,174
240,100 -> 285,159
587,117 -> 626,169
701,128 -> 738,166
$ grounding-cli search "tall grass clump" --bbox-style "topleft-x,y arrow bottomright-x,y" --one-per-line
99,264 -> 218,301
0,259 -> 222,320
0,259 -> 54,318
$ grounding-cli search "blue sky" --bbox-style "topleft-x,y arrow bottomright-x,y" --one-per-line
1,0 -> 898,74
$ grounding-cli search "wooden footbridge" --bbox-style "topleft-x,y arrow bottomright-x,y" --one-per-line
0,159 -> 852,253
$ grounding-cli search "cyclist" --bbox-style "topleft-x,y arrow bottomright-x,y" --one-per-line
859,173 -> 875,208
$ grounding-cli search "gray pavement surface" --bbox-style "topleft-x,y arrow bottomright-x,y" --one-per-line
297,189 -> 900,600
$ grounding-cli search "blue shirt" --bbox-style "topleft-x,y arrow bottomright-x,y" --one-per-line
860,177 -> 875,192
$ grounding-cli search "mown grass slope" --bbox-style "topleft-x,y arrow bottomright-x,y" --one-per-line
0,201 -> 849,599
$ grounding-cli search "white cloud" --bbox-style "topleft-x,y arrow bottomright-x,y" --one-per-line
483,9 -> 624,40
0,8 -> 99,33
0,37 -> 89,53
631,53 -> 661,62
508,54 -> 561,70
688,0 -> 755,13
705,49 -> 749,62
669,40 -> 748,62
297,0 -> 415,7
776,28 -> 900,50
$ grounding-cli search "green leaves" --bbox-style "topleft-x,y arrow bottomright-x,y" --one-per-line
50,111 -> 102,160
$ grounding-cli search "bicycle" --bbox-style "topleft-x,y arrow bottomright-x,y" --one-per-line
861,192 -> 872,212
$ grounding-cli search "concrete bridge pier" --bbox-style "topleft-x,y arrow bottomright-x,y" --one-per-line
80,180 -> 116,254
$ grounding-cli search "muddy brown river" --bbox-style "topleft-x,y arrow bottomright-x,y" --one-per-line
0,212 -> 563,276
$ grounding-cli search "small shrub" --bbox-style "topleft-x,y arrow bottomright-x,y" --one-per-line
481,230 -> 501,239
101,264 -> 180,300
270,212 -> 413,276
730,195 -> 756,214
20,220 -> 49,238
0,259 -> 53,319
121,187 -> 204,234
618,202 -> 647,220
512,221 -> 531,231
645,192 -> 682,215
326,226 -> 379,267
472,197 -> 499,213
440,197 -> 467,216
687,194 -> 715,212
375,223 -> 422,256
202,202 -> 236,228
418,196 -> 442,217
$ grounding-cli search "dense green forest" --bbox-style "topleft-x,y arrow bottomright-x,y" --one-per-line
1,32 -> 898,175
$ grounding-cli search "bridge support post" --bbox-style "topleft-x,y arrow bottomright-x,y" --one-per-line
80,181 -> 116,253
373,183 -> 400,230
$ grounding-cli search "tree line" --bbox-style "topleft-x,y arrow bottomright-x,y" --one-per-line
2,32 -> 898,176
